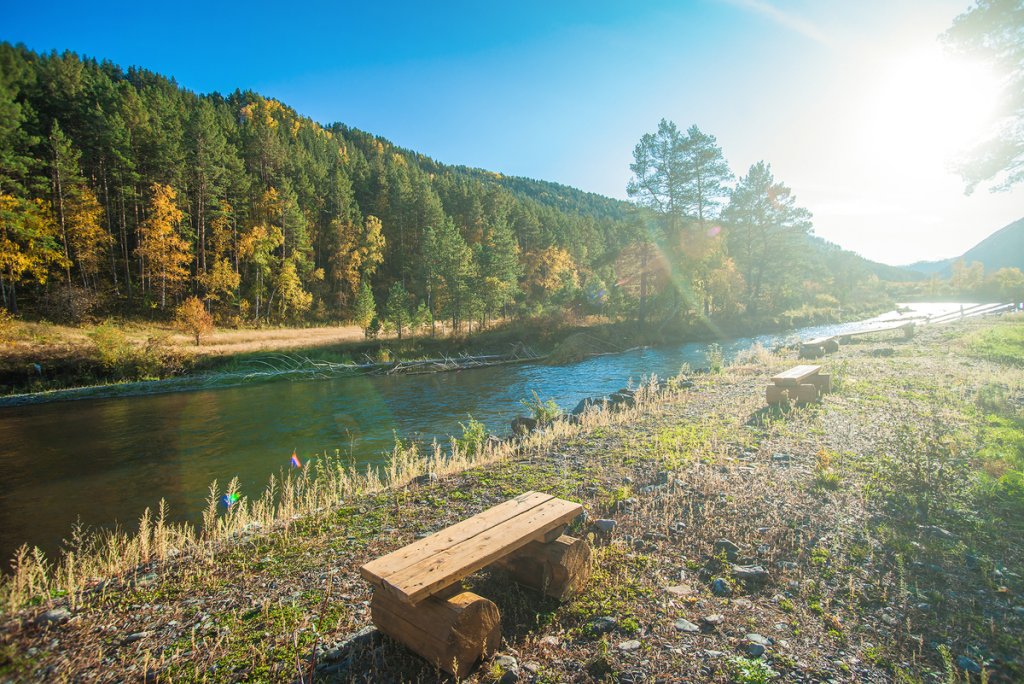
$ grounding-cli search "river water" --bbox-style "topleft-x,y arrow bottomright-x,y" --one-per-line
0,303 -> 974,563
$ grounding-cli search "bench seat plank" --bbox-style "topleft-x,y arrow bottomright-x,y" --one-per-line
362,492 -> 582,604
771,364 -> 821,386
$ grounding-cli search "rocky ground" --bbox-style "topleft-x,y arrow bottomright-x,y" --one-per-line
2,316 -> 1022,683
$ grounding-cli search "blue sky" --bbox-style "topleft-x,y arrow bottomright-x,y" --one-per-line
3,0 -> 1022,265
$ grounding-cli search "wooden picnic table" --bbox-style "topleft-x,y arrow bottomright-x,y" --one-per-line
360,491 -> 590,676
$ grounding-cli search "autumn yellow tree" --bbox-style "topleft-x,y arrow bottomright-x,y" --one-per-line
330,214 -> 385,310
136,184 -> 191,309
523,246 -> 578,299
0,195 -> 68,313
175,295 -> 214,345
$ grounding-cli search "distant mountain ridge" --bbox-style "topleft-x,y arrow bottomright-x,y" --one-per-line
906,217 -> 1024,276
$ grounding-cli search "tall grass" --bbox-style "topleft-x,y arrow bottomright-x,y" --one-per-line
0,377 -> 675,615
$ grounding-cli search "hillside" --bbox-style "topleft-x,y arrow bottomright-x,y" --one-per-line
906,217 -> 1024,276
0,43 -> 896,338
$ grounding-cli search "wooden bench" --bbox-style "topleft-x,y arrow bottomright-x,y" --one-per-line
766,364 -> 832,404
799,336 -> 840,359
360,491 -> 590,677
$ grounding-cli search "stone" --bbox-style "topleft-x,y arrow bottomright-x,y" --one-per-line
732,598 -> 753,610
618,639 -> 641,652
412,472 -> 438,486
711,578 -> 732,597
666,583 -> 695,597
957,656 -> 981,674
704,650 -> 725,658
589,616 -> 617,635
713,539 -> 740,561
539,635 -> 561,647
498,672 -> 519,684
123,631 -> 151,644
700,614 -> 725,629
772,453 -> 792,463
746,633 -> 772,647
594,519 -> 617,533
494,654 -> 519,672
511,416 -> 538,434
731,564 -> 771,585
674,618 -> 701,633
746,643 -> 766,658
523,661 -> 541,674
35,609 -> 71,627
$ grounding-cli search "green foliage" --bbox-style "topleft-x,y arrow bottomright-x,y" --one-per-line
352,281 -> 376,335
968,320 -> 1024,367
89,323 -> 168,379
727,656 -> 778,683
706,342 -> 724,373
456,415 -> 487,457
521,391 -> 562,423
382,280 -> 410,339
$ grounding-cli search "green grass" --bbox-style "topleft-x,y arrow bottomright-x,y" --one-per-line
967,317 -> 1024,366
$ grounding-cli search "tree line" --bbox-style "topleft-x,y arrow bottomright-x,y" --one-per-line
0,44 -> 891,337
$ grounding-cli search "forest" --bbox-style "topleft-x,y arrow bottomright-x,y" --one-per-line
0,43 -> 896,339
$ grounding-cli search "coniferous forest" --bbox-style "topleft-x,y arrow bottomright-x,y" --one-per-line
0,44 -> 893,336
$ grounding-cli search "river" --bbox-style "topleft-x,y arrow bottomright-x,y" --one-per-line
0,303 -> 978,563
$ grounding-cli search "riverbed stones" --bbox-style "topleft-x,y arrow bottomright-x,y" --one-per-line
35,609 -> 71,627
731,564 -> 770,585
594,518 -> 616,533
713,539 -> 740,561
511,416 -> 538,434
588,616 -> 617,635
674,618 -> 701,633
618,639 -> 641,652
711,578 -> 733,597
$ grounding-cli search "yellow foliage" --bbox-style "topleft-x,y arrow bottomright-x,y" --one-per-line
524,246 -> 578,293
175,296 -> 214,345
136,184 -> 191,306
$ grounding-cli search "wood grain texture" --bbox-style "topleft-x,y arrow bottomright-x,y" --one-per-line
371,590 -> 500,678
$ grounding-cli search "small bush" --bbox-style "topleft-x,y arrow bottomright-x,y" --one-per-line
456,415 -> 487,457
707,343 -> 724,373
521,391 -> 562,423
728,656 -> 778,683
174,296 -> 214,346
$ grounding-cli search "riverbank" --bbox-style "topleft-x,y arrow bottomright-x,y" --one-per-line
0,303 -> 889,404
1,314 -> 1021,682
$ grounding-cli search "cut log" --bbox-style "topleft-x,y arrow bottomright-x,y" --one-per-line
370,590 -> 500,678
494,534 -> 591,600
809,373 -> 832,393
793,383 -> 819,403
766,385 -> 788,404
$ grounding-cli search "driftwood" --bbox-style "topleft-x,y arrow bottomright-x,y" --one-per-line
232,345 -> 544,383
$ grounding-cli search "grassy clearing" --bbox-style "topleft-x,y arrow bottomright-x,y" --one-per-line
1,316 -> 1022,682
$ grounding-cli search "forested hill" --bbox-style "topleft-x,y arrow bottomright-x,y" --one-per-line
0,44 -> 893,331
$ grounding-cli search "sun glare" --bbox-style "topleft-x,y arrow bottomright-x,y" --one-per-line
859,45 -> 1003,167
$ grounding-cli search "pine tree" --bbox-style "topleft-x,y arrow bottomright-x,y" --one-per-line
353,280 -> 376,336
384,280 -> 410,339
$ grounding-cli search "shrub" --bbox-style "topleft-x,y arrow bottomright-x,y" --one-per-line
174,296 -> 214,346
521,391 -> 562,423
456,415 -> 487,457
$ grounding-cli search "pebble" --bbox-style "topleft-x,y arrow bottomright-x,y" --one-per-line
35,609 -> 71,627
714,539 -> 740,561
674,618 -> 701,633
957,656 -> 981,674
732,598 -> 753,610
618,639 -> 641,652
594,519 -> 617,533
731,564 -> 770,584
494,654 -> 519,672
589,616 -> 617,634
666,583 -> 695,597
711,578 -> 732,597
746,643 -> 766,658
746,633 -> 772,647
123,631 -> 151,644
700,614 -> 725,629
539,635 -> 561,647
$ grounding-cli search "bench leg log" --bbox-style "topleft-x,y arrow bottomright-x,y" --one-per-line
794,383 -> 819,403
809,373 -> 832,393
766,385 -> 788,404
370,590 -> 501,678
494,534 -> 591,600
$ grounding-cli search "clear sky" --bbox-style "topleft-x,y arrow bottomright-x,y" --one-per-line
3,0 -> 1021,265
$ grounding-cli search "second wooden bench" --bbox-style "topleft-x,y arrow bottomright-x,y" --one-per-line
766,364 -> 832,404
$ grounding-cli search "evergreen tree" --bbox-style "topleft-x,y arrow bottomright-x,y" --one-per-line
384,280 -> 410,339
353,280 -> 376,336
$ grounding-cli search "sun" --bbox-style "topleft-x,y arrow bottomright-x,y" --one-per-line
858,44 -> 1003,168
